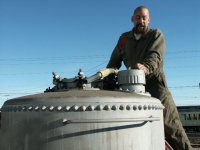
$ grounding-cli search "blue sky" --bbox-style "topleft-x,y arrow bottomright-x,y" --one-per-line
0,0 -> 200,107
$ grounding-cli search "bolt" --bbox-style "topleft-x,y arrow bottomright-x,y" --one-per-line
138,105 -> 142,110
34,106 -> 39,111
104,105 -> 111,111
73,105 -> 79,111
65,106 -> 71,111
28,106 -> 33,111
133,105 -> 137,110
87,105 -> 95,111
57,106 -> 62,111
126,105 -> 131,110
41,106 -> 47,111
95,105 -> 103,111
80,106 -> 87,111
111,105 -> 117,111
49,106 -> 54,111
22,106 -> 27,112
119,105 -> 124,110
143,105 -> 147,110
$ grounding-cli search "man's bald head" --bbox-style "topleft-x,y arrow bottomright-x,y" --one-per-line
131,6 -> 150,34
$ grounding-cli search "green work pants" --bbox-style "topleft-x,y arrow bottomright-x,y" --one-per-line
146,75 -> 192,150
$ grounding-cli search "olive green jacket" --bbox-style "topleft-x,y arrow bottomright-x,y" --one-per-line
107,28 -> 169,98
107,28 -> 165,76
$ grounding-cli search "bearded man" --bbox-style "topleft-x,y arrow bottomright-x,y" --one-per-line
106,6 -> 192,150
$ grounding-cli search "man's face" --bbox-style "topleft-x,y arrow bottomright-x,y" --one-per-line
132,8 -> 150,34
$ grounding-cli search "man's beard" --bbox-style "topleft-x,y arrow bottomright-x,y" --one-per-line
135,24 -> 148,34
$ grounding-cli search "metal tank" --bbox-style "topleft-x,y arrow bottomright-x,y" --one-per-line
177,105 -> 200,132
0,69 -> 165,150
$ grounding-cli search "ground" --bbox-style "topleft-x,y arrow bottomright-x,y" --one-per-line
187,132 -> 200,150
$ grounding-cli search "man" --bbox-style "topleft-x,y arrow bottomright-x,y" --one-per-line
106,6 -> 192,150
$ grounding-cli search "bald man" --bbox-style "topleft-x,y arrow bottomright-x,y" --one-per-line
107,6 -> 192,150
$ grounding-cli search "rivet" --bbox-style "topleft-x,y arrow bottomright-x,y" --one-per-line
133,105 -> 137,110
143,105 -> 147,110
80,106 -> 87,111
41,106 -> 47,111
57,106 -> 62,111
34,106 -> 39,111
22,106 -> 27,111
138,105 -> 142,110
95,105 -> 103,111
65,106 -> 71,111
126,105 -> 131,110
104,105 -> 111,111
28,106 -> 33,111
111,105 -> 117,111
87,105 -> 95,111
49,106 -> 54,111
119,105 -> 124,110
73,105 -> 79,111
148,105 -> 151,110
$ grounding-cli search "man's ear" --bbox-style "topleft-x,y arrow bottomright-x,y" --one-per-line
131,15 -> 134,23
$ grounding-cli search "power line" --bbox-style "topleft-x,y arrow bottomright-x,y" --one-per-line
165,50 -> 200,54
169,85 -> 199,89
0,50 -> 199,62
0,55 -> 108,62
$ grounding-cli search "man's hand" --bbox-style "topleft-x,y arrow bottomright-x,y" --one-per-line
135,63 -> 148,74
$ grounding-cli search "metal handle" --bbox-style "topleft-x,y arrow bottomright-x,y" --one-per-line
62,116 -> 160,125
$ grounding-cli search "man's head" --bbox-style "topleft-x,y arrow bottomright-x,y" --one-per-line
131,6 -> 150,34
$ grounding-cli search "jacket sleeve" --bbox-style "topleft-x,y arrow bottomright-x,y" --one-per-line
143,29 -> 166,75
106,38 -> 123,69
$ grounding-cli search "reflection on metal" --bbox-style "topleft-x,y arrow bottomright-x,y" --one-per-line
62,116 -> 160,124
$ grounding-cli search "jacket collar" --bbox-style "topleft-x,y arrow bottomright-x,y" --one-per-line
128,27 -> 150,39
